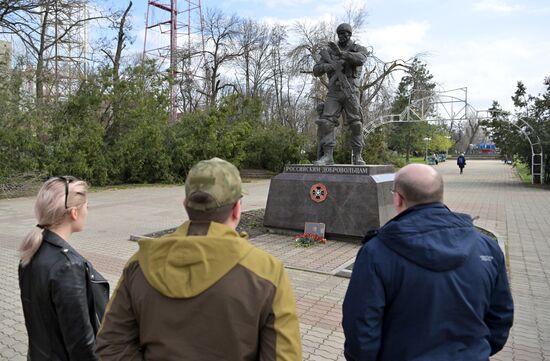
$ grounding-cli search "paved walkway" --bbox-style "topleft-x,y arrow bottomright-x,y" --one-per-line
1,160 -> 549,360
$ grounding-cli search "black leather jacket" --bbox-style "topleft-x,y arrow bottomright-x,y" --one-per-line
19,230 -> 109,361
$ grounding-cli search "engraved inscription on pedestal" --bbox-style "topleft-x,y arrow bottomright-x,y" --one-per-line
285,164 -> 393,175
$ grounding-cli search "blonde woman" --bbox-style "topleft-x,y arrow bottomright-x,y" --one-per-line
19,176 -> 109,361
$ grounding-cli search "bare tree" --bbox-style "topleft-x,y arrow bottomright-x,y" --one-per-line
232,19 -> 274,98
464,116 -> 482,154
201,8 -> 243,106
360,54 -> 411,108
269,24 -> 289,124
101,1 -> 132,83
96,1 -> 133,130
0,0 -> 43,25
0,0 -> 108,101
343,2 -> 369,30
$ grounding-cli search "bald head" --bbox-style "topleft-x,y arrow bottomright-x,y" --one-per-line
394,164 -> 444,209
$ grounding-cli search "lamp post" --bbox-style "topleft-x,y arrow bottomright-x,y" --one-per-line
423,137 -> 431,161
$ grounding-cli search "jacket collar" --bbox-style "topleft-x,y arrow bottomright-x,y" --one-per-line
42,229 -> 72,250
391,202 -> 448,222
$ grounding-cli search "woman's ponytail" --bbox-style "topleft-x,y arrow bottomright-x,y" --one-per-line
19,227 -> 45,266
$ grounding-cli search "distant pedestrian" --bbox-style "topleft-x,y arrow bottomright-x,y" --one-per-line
97,157 -> 302,360
457,153 -> 466,174
19,177 -> 109,361
342,164 -> 513,361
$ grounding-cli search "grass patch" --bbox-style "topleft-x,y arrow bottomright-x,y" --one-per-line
513,160 -> 531,184
407,156 -> 427,164
392,155 -> 432,169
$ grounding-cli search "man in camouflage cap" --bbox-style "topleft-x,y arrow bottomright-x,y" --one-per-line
97,157 -> 302,360
313,23 -> 368,165
184,157 -> 243,212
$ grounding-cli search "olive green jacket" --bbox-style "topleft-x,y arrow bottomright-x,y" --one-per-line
96,221 -> 301,361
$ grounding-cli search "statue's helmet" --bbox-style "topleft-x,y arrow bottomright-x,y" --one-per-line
336,23 -> 352,35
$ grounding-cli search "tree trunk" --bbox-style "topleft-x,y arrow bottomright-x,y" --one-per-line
405,128 -> 411,162
244,44 -> 250,96
113,1 -> 132,83
35,3 -> 51,102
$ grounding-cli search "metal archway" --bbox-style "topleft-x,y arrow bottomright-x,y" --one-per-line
476,110 -> 544,184
364,87 -> 471,133
364,87 -> 544,184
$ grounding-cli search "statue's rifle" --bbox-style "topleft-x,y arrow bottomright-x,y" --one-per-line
319,44 -> 357,102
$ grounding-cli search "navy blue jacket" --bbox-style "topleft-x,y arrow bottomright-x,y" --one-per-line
457,155 -> 466,167
343,203 -> 513,361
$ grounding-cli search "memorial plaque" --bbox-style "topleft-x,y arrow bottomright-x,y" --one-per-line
264,164 -> 395,239
304,222 -> 326,238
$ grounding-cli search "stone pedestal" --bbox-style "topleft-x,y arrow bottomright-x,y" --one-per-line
263,164 -> 395,239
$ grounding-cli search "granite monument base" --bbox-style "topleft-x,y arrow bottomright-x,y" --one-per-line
263,164 -> 395,240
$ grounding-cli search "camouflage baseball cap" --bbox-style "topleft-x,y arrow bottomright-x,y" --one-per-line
185,157 -> 243,211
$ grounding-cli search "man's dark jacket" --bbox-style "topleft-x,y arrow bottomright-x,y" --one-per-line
19,230 -> 109,361
343,203 -> 513,361
457,155 -> 466,167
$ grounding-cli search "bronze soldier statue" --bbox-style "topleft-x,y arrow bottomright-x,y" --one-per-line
313,23 -> 368,165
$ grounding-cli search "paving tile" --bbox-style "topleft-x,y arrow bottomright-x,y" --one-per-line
2,162 -> 550,360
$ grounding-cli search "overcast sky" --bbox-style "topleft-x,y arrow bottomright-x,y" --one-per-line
129,0 -> 550,111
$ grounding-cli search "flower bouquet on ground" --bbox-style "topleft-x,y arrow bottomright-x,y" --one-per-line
294,233 -> 328,247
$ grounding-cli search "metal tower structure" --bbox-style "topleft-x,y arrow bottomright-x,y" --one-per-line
51,0 -> 90,99
143,0 -> 207,123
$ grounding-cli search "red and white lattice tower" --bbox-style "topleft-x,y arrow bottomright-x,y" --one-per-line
143,0 -> 206,123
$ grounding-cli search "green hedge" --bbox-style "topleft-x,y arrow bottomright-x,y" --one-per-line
0,64 -> 304,186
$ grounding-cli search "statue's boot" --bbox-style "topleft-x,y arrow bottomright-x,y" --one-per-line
314,147 -> 334,165
352,148 -> 366,165
349,121 -> 366,165
314,119 -> 336,165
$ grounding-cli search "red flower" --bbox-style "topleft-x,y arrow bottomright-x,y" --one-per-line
294,233 -> 328,247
